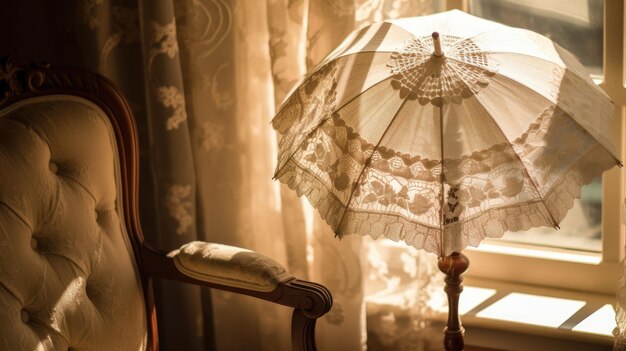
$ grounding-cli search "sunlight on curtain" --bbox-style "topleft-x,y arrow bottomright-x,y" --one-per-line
267,1 -> 445,350
71,0 -> 446,349
11,0 -> 623,348
174,1 -> 292,350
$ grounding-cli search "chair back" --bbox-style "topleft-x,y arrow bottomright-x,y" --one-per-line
0,58 -> 150,350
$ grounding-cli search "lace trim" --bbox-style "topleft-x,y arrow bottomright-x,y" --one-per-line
273,62 -> 338,173
337,105 -> 597,178
387,35 -> 497,106
273,52 -> 620,255
277,144 -> 616,255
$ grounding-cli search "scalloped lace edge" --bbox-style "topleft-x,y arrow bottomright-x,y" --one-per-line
277,144 -> 618,256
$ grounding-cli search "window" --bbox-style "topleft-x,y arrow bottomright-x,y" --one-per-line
365,1 -> 623,348
470,0 -> 606,254
459,0 -> 624,297
474,0 -> 604,252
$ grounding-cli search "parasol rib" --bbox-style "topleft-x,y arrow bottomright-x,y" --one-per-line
448,51 -> 565,69
442,53 -> 620,165
271,11 -> 622,351
438,104 -> 446,257
275,60 -> 336,114
273,118 -> 333,180
332,76 -> 396,118
470,95 -> 561,229
491,72 -> 621,164
335,97 -> 411,235
322,22 -> 502,66
323,22 -> 430,64
334,50 -> 448,235
445,50 -> 601,97
276,52 -> 396,116
444,49 -> 608,120
273,74 -> 399,179
451,26 -> 585,70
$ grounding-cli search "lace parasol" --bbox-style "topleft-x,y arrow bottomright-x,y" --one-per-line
273,10 -> 620,257
272,9 -> 621,350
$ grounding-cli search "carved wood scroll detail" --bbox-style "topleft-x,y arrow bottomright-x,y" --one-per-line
0,56 -> 107,110
0,56 -> 49,105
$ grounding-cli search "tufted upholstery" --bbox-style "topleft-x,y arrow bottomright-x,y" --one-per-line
0,61 -> 332,351
0,96 -> 146,350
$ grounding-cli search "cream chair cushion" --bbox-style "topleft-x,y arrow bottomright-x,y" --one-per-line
0,96 -> 146,350
169,241 -> 293,293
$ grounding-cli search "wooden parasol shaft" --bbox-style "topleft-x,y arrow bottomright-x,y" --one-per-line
434,31 -> 466,349
432,31 -> 444,56
438,252 -> 470,351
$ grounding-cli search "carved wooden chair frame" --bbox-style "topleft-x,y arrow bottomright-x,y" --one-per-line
0,57 -> 332,351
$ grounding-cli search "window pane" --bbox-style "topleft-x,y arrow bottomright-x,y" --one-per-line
501,178 -> 602,252
469,0 -> 604,77
469,1 -> 604,252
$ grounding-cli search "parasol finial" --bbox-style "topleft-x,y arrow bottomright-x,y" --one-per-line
432,32 -> 444,57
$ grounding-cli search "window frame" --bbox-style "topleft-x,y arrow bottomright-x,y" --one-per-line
445,0 -> 625,295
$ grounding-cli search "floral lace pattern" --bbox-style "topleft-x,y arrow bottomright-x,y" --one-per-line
209,63 -> 235,110
201,120 -> 225,152
387,34 -> 496,106
98,6 -> 140,72
166,184 -> 193,235
157,86 -> 188,130
79,0 -> 103,29
151,19 -> 179,59
275,99 -> 618,255
273,62 -> 339,173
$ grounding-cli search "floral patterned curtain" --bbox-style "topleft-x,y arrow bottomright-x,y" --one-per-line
268,2 -> 444,350
1,0 -> 442,350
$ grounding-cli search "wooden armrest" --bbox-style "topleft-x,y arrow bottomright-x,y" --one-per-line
140,242 -> 332,351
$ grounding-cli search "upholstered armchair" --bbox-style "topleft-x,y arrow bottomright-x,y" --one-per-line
0,57 -> 332,351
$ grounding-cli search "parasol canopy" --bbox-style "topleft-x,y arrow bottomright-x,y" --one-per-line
272,10 -> 621,256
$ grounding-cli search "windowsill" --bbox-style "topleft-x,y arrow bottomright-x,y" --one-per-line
435,277 -> 614,348
463,244 -> 621,294
366,277 -> 615,351
365,239 -> 617,350
466,241 -> 602,265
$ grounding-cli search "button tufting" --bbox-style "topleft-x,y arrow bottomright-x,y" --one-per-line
49,161 -> 58,174
20,310 -> 29,323
95,209 -> 111,225
30,237 -> 38,250
86,282 -> 96,301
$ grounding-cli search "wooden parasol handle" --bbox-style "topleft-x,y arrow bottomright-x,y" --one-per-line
438,252 -> 470,351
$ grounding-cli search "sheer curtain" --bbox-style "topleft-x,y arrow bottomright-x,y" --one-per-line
266,2 -> 442,350
1,0 -> 441,350
77,0 -> 444,351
